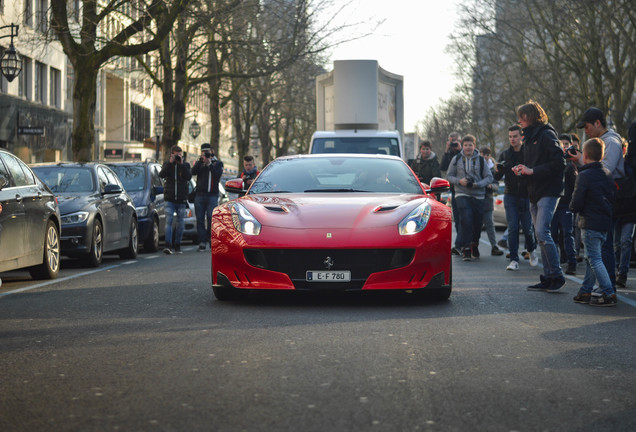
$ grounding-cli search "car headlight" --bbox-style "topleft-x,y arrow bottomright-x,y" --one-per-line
61,211 -> 89,224
229,202 -> 261,235
398,202 -> 431,235
135,206 -> 149,217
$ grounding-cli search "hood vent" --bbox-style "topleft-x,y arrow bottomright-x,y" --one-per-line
264,205 -> 288,213
373,204 -> 400,213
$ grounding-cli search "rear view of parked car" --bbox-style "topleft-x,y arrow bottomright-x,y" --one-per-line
108,161 -> 166,252
31,163 -> 138,267
0,149 -> 61,280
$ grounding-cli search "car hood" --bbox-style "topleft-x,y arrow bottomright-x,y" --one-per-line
55,193 -> 98,215
236,193 -> 429,229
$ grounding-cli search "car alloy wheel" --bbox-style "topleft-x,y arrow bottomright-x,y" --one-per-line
29,220 -> 61,280
144,218 -> 160,252
83,220 -> 103,267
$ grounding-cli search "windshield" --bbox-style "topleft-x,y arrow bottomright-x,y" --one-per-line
32,166 -> 95,193
248,157 -> 423,194
109,165 -> 145,192
311,137 -> 400,157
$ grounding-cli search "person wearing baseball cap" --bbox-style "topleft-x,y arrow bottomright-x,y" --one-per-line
192,143 -> 224,251
574,107 -> 626,292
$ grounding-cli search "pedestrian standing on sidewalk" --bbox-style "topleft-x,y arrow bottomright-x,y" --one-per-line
570,138 -> 617,306
512,101 -> 566,291
192,143 -> 224,251
159,145 -> 192,254
480,147 -> 504,256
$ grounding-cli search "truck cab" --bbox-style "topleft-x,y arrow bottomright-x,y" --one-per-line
309,130 -> 403,159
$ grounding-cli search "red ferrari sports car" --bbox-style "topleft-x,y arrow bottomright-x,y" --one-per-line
211,154 -> 452,300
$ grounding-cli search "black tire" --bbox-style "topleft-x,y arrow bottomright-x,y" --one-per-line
143,218 -> 160,252
120,218 -> 138,259
82,219 -> 103,267
29,220 -> 61,280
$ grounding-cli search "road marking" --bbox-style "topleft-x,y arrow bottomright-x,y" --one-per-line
0,264 -> 121,298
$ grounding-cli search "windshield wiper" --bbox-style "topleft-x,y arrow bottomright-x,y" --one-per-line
304,188 -> 369,193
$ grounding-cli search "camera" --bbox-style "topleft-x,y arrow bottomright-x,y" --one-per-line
204,151 -> 212,159
450,141 -> 461,149
496,160 -> 507,170
565,145 -> 579,158
465,175 -> 474,188
174,154 -> 182,163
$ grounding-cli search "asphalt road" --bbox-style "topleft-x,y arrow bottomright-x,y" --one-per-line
1,242 -> 636,432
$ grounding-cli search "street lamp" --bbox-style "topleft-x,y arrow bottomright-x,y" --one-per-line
0,24 -> 22,82
155,108 -> 163,161
189,119 -> 201,139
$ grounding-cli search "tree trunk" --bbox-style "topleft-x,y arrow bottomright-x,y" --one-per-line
72,62 -> 99,162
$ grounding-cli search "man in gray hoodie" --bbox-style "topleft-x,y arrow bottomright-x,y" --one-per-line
446,135 -> 494,261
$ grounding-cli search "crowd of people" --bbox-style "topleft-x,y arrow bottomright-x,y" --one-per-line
410,101 -> 636,307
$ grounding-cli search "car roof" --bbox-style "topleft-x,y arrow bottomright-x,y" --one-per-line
30,162 -> 103,168
311,130 -> 400,138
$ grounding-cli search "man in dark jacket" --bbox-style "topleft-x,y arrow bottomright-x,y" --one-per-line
192,143 -> 224,251
551,134 -> 578,275
410,140 -> 441,185
159,145 -> 192,254
494,125 -> 537,271
570,138 -> 616,306
512,101 -> 566,292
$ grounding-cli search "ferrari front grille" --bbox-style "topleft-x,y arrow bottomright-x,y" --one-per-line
243,248 -> 415,279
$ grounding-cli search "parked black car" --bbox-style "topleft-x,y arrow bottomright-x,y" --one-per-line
107,161 -> 166,252
0,150 -> 61,280
31,163 -> 138,267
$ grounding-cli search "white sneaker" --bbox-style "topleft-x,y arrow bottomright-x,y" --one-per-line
529,250 -> 539,267
506,260 -> 519,271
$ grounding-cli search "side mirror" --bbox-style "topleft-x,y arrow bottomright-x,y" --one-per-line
103,183 -> 123,194
0,175 -> 7,191
224,178 -> 247,196
425,177 -> 450,194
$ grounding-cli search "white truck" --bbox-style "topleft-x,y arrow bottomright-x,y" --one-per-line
309,60 -> 406,160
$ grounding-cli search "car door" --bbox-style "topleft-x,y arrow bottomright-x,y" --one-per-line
97,166 -> 120,249
9,156 -> 48,259
103,166 -> 131,248
0,153 -> 25,266
150,164 -> 166,234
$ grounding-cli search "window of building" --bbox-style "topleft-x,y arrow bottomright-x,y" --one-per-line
66,59 -> 74,103
35,61 -> 47,104
36,0 -> 48,33
19,56 -> 33,100
50,67 -> 61,109
130,103 -> 150,143
24,0 -> 33,27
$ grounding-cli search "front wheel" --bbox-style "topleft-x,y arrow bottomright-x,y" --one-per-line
29,220 -> 61,280
119,218 -> 138,259
82,220 -> 103,267
143,218 -> 160,252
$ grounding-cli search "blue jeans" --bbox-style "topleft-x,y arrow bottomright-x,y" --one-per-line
165,201 -> 187,248
482,209 -> 496,247
195,193 -> 218,245
530,196 -> 562,278
614,221 -> 635,275
580,229 -> 613,296
455,196 -> 484,249
601,219 -> 616,287
551,208 -> 576,265
504,194 -> 536,262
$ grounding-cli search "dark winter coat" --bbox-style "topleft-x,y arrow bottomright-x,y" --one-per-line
159,161 -> 192,203
557,161 -> 577,209
569,162 -> 615,232
192,159 -> 224,195
494,146 -> 528,198
521,123 -> 565,203
410,152 -> 442,184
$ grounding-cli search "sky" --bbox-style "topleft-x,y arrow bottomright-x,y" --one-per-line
321,0 -> 462,133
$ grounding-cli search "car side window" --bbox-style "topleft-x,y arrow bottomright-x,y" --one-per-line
150,165 -> 162,188
1,153 -> 31,186
103,166 -> 123,187
0,155 -> 15,188
15,157 -> 37,185
97,167 -> 109,192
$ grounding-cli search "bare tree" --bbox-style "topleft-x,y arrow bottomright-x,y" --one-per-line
50,0 -> 190,161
